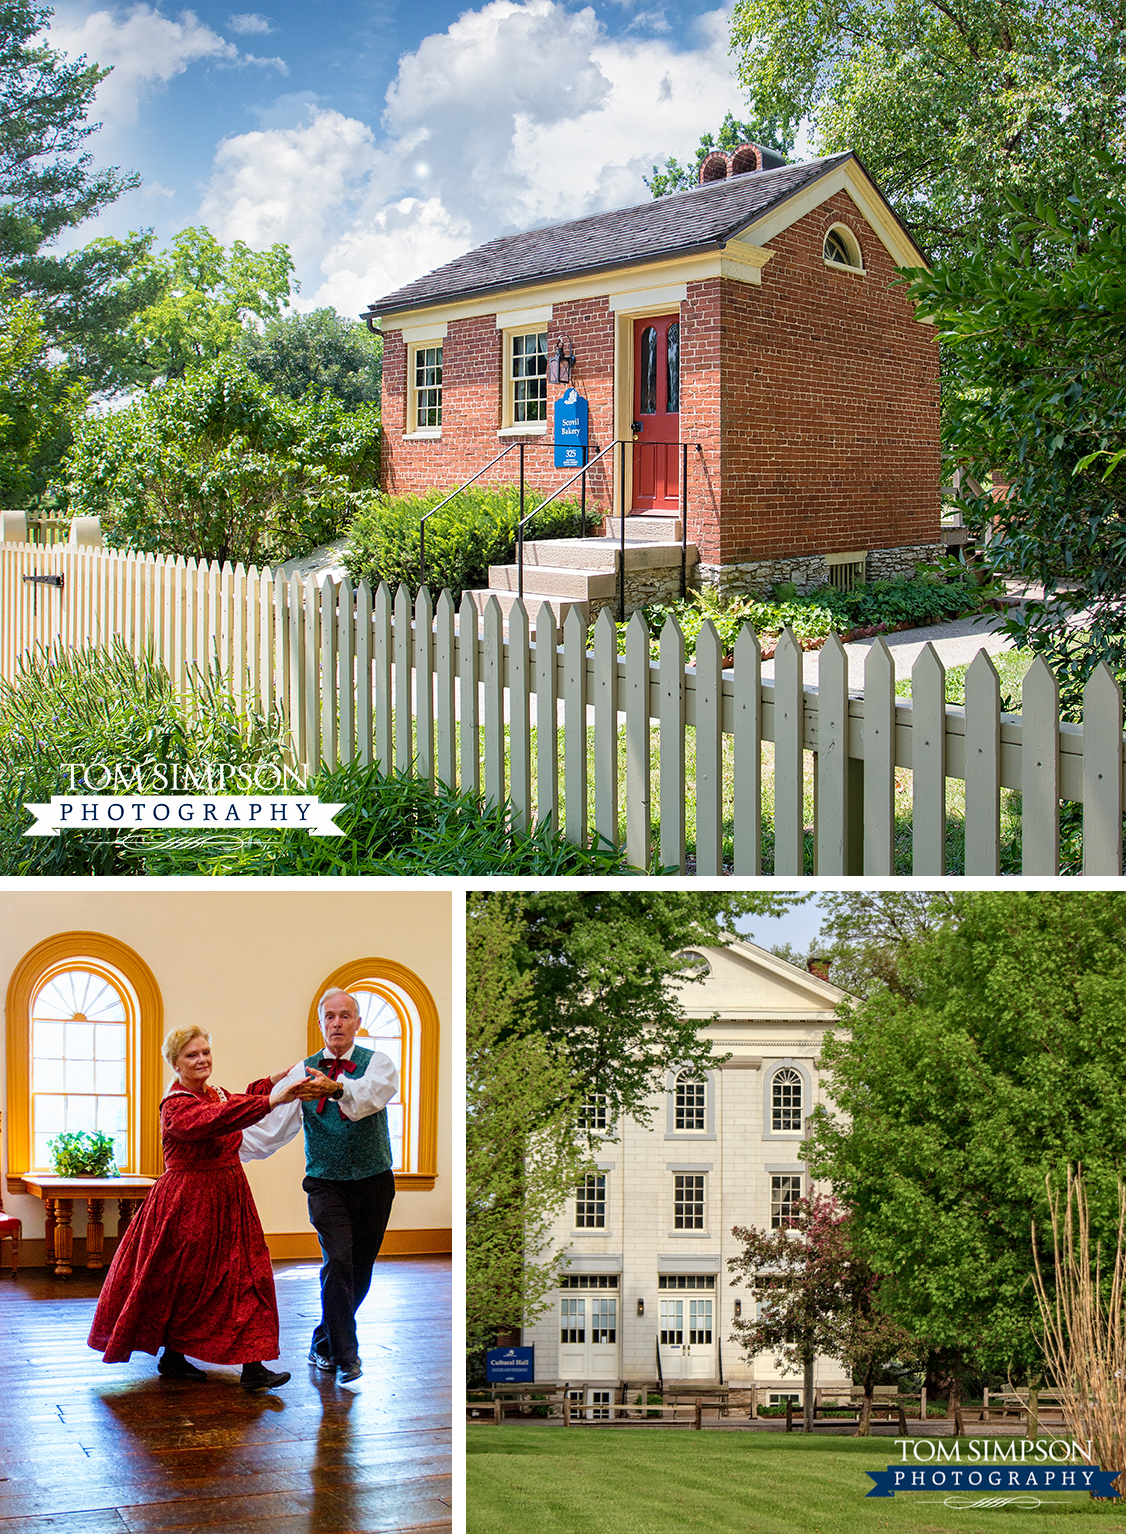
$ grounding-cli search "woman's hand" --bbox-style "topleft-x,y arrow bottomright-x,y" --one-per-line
268,1066 -> 297,1086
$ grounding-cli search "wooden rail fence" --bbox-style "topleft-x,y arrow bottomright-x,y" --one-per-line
2,540 -> 1124,875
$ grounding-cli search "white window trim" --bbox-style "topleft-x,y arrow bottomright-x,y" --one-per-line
665,1066 -> 716,1140
406,339 -> 443,437
500,327 -> 549,431
671,1169 -> 707,1236
762,1058 -> 812,1139
823,222 -> 865,274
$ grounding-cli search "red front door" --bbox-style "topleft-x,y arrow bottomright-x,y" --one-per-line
632,314 -> 680,513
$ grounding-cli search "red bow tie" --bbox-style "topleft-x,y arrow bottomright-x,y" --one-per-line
315,1055 -> 356,1115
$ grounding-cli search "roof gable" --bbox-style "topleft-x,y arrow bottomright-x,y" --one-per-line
368,152 -> 923,321
673,937 -> 851,1022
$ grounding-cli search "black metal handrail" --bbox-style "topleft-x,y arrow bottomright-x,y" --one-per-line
418,442 -> 525,588
515,438 -> 621,607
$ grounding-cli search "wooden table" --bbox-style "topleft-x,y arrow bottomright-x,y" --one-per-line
15,1176 -> 157,1276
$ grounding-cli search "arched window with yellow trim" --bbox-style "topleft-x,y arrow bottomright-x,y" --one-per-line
308,959 -> 439,1191
6,934 -> 164,1181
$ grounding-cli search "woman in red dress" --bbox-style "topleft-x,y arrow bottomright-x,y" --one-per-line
88,1025 -> 331,1389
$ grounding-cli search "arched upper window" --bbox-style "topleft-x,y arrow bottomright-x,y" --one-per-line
772,1067 -> 803,1132
308,959 -> 440,1191
6,933 -> 164,1179
823,224 -> 864,272
675,1069 -> 706,1131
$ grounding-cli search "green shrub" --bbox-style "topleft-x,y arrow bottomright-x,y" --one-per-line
128,760 -> 631,877
343,484 -> 598,604
0,641 -> 288,876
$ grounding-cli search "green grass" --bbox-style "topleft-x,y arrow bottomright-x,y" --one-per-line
467,1428 -> 1126,1534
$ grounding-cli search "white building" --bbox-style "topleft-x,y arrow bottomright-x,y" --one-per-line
522,938 -> 853,1409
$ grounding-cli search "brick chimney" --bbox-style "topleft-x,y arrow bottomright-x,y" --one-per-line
698,143 -> 788,185
807,958 -> 830,982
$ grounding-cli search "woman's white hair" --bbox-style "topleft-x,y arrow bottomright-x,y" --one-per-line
318,988 -> 363,1023
162,1025 -> 211,1069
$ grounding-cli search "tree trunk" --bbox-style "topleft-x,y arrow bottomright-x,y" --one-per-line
947,1372 -> 963,1421
856,1363 -> 875,1437
803,1351 -> 814,1433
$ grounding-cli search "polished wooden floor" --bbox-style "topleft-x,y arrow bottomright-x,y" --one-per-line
0,1256 -> 452,1533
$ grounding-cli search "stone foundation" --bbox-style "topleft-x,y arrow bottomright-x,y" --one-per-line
696,543 -> 944,600
587,561 -> 692,626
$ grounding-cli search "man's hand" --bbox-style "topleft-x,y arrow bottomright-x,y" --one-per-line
295,1068 -> 340,1100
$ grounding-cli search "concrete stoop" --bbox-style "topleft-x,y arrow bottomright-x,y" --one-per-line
467,525 -> 697,630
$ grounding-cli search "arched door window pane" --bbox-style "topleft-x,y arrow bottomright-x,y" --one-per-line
639,327 -> 657,413
772,1067 -> 803,1131
666,323 -> 680,413
31,966 -> 135,1172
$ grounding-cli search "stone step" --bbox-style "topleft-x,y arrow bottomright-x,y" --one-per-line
519,537 -> 697,571
604,515 -> 683,542
466,589 -> 589,630
488,564 -> 618,600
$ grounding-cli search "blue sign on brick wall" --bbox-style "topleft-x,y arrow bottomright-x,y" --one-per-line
554,389 -> 589,469
486,1346 -> 534,1382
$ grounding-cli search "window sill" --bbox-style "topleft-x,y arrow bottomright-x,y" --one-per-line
498,423 -> 548,437
571,1228 -> 612,1237
394,1172 -> 438,1190
667,1231 -> 712,1239
823,260 -> 865,275
402,429 -> 442,441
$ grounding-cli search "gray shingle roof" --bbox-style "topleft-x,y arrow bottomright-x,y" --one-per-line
368,153 -> 860,319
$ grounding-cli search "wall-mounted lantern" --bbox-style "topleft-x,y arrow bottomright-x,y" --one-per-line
637,1298 -> 645,1317
734,1299 -> 742,1318
548,335 -> 576,384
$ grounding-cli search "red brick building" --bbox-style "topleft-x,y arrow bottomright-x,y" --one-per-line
365,149 -> 940,608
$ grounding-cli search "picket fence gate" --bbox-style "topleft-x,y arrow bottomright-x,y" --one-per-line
1,539 -> 1123,876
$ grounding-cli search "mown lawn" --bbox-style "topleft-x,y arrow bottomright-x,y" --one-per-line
467,1428 -> 1126,1534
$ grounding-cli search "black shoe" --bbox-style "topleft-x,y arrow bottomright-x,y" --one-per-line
158,1349 -> 207,1380
308,1349 -> 336,1371
339,1359 -> 363,1382
241,1362 -> 291,1391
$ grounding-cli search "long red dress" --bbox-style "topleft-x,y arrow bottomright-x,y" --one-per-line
88,1080 -> 280,1364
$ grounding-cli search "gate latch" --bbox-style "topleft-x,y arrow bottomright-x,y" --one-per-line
22,573 -> 64,589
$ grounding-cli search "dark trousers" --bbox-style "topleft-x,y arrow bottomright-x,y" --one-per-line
303,1170 -> 395,1365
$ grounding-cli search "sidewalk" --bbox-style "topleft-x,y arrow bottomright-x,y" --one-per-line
761,611 -> 1016,690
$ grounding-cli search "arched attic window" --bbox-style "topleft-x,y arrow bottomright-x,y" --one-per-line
823,224 -> 864,272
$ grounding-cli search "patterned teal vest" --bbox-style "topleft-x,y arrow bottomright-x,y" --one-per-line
301,1045 -> 394,1181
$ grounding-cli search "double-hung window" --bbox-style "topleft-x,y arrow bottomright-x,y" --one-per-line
575,1174 -> 606,1228
510,332 -> 547,422
673,1173 -> 705,1230
411,344 -> 442,429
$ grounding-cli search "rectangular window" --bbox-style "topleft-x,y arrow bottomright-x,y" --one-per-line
688,1297 -> 712,1344
673,1173 -> 705,1229
511,332 -> 547,421
560,1297 -> 585,1344
658,1274 -> 715,1289
588,1389 -> 611,1420
412,344 -> 442,428
675,1075 -> 706,1130
771,1174 -> 802,1228
578,1095 -> 608,1130
575,1174 -> 606,1228
561,1274 -> 618,1289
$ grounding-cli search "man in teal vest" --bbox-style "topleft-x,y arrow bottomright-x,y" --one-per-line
243,990 -> 398,1382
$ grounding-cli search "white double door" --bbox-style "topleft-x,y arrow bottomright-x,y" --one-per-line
558,1294 -> 620,1379
659,1295 -> 715,1380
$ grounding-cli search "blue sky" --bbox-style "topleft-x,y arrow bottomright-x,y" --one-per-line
47,0 -> 753,319
737,897 -> 826,957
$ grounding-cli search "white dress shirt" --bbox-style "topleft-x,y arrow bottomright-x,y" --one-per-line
238,1043 -> 398,1162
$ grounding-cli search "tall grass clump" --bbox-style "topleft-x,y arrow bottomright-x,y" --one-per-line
0,641 -> 288,875
1032,1169 -> 1126,1497
343,484 -> 598,603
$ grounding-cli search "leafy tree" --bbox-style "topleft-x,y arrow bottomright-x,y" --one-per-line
0,1 -> 138,276
62,358 -> 380,565
807,892 -> 1126,1413
467,897 -> 592,1353
811,891 -> 963,999
125,227 -> 296,384
235,308 -> 382,407
502,891 -> 807,1125
729,0 -> 1126,261
729,1195 -> 922,1434
900,177 -> 1126,711
0,279 -> 84,503
646,111 -> 795,198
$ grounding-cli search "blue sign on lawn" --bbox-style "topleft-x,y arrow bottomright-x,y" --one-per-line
554,389 -> 589,469
486,1346 -> 534,1383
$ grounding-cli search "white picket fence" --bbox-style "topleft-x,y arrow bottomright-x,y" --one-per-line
2,539 -> 1123,875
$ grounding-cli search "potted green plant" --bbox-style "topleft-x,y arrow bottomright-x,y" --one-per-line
47,1131 -> 118,1177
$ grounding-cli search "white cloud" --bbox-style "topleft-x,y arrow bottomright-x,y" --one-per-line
197,0 -> 747,316
227,11 -> 272,33
47,4 -> 285,130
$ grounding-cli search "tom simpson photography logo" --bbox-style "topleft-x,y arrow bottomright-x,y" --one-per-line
866,1438 -> 1121,1508
23,760 -> 345,837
